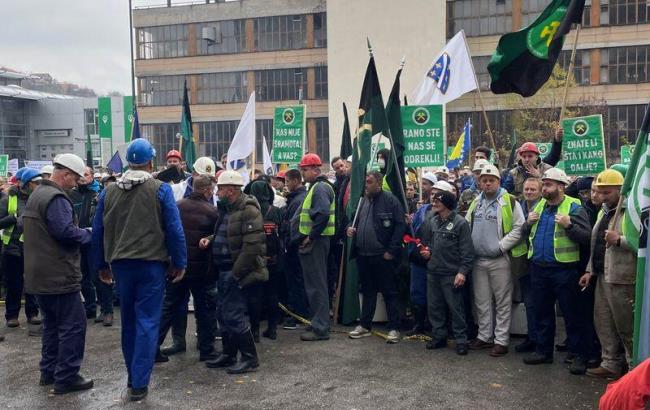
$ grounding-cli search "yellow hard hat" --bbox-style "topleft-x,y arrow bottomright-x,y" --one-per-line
594,169 -> 624,187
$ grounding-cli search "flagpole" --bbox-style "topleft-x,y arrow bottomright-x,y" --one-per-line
558,24 -> 582,125
460,30 -> 498,162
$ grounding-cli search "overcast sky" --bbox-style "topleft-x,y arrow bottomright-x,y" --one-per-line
0,0 -> 165,95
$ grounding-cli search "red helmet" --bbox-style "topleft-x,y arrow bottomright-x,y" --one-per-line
518,142 -> 539,155
275,171 -> 287,179
299,153 -> 322,167
166,150 -> 182,160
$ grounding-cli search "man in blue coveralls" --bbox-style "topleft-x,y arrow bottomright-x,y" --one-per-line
92,139 -> 186,401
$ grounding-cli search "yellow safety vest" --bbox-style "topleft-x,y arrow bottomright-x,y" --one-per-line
527,196 -> 581,263
2,194 -> 24,245
467,193 -> 528,258
299,181 -> 336,236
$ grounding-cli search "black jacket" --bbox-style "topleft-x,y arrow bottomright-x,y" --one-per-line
68,183 -> 98,229
282,186 -> 307,249
0,186 -> 28,258
420,211 -> 475,276
350,190 -> 405,258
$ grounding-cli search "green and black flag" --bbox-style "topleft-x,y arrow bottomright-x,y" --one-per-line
85,130 -> 93,167
339,102 -> 353,159
488,0 -> 585,97
180,80 -> 196,172
384,65 -> 406,199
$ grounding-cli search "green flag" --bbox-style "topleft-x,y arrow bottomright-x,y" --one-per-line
180,80 -> 196,172
339,103 -> 353,159
86,130 -> 93,168
488,0 -> 585,97
384,65 -> 406,199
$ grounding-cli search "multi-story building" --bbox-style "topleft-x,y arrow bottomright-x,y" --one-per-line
446,0 -> 650,160
132,0 -> 446,165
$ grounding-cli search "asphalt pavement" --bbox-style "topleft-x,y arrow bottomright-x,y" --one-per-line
0,309 -> 608,409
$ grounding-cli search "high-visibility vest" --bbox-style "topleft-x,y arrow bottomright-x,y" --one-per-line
2,194 -> 24,245
467,193 -> 528,258
596,207 -> 629,239
527,196 -> 581,263
299,181 -> 336,236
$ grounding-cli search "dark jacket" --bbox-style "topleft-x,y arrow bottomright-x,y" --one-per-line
211,193 -> 268,287
177,192 -> 219,279
420,211 -> 475,276
350,190 -> 405,258
302,176 -> 335,240
503,139 -> 561,197
282,186 -> 307,249
335,175 -> 350,239
0,186 -> 29,257
68,181 -> 99,229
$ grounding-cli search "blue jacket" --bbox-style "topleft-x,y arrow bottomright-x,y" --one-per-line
91,182 -> 187,270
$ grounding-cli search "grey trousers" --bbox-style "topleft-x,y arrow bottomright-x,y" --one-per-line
472,255 -> 513,346
427,274 -> 467,344
299,236 -> 331,335
594,277 -> 635,374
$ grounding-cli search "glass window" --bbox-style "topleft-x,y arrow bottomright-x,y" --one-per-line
138,75 -> 190,106
141,123 -> 181,164
137,24 -> 189,59
314,66 -> 328,99
0,97 -> 27,161
314,13 -> 327,48
84,109 -> 98,136
447,110 -> 514,148
196,20 -> 246,55
254,15 -> 307,51
472,56 -> 491,90
558,49 -> 591,85
197,72 -> 248,104
255,119 -> 274,165
606,104 -> 646,152
447,0 -> 512,38
608,0 -> 648,25
313,117 -> 330,162
255,68 -> 307,101
601,45 -> 650,84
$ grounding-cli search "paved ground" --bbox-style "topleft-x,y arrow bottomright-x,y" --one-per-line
0,309 -> 608,409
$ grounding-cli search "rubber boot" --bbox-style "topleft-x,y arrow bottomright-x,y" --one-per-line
227,331 -> 259,374
205,333 -> 236,368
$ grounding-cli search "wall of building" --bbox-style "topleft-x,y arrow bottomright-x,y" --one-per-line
326,0 -> 446,158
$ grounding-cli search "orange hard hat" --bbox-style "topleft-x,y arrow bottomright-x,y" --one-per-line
299,153 -> 322,167
166,150 -> 182,160
519,142 -> 539,155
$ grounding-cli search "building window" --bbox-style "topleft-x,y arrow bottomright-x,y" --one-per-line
141,123 -> 180,163
447,110 -> 514,147
254,15 -> 307,51
0,97 -> 27,161
314,66 -> 328,99
255,119 -> 274,165
601,46 -> 649,84
84,109 -> 98,136
446,0 -> 512,38
558,50 -> 591,85
313,117 -> 329,162
197,120 -> 240,159
472,56 -> 491,90
196,20 -> 246,55
607,0 -> 648,25
137,24 -> 189,59
255,68 -> 307,101
314,13 -> 327,48
138,75 -> 190,106
197,72 -> 248,104
607,104 -> 647,151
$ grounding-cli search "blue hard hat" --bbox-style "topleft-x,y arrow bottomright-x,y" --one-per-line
15,167 -> 28,180
126,139 -> 156,165
20,168 -> 42,185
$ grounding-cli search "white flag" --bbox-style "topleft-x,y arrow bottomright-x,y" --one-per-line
411,30 -> 478,105
262,135 -> 273,175
227,91 -> 256,170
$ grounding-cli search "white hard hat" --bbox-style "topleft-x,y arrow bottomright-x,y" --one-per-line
435,166 -> 449,175
346,155 -> 353,162
53,153 -> 86,177
433,180 -> 455,193
193,157 -> 216,177
40,165 -> 54,175
422,172 -> 437,184
542,167 -> 570,185
217,170 -> 244,186
472,159 -> 490,172
93,172 -> 101,179
479,164 -> 501,180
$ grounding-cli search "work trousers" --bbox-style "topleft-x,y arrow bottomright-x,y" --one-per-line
36,291 -> 86,384
285,247 -> 309,318
113,260 -> 166,389
472,255 -> 513,346
519,274 -> 537,344
299,236 -> 331,336
428,274 -> 467,344
357,254 -> 401,331
216,269 -> 249,336
409,263 -> 428,307
2,253 -> 38,321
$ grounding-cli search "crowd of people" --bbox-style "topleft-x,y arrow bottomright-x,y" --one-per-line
0,132 -> 641,404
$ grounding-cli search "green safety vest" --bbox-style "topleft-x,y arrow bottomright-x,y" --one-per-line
527,196 -> 581,263
2,194 -> 24,245
467,193 -> 528,258
299,181 -> 336,236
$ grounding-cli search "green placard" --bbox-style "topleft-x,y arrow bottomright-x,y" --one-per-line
0,155 -> 8,177
98,97 -> 112,139
561,114 -> 606,176
272,105 -> 305,165
621,145 -> 634,165
537,142 -> 565,170
401,105 -> 445,167
123,96 -> 134,142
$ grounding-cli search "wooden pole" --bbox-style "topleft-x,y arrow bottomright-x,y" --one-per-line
558,25 -> 582,126
251,135 -> 257,180
418,168 -> 424,202
332,245 -> 346,324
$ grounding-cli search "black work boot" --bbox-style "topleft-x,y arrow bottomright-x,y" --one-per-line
227,331 -> 259,374
406,305 -> 427,336
206,333 -> 236,368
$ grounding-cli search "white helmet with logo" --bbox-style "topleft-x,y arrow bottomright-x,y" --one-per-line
542,167 -> 570,185
217,170 -> 244,186
479,164 -> 501,180
193,157 -> 216,177
433,180 -> 455,193
472,159 -> 490,172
